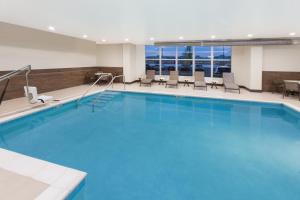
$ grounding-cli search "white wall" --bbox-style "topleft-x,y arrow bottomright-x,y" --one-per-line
232,46 -> 263,90
95,44 -> 145,82
123,44 -> 137,82
249,46 -> 263,90
0,22 -> 96,70
135,45 -> 146,79
96,44 -> 123,67
263,45 -> 300,72
232,46 -> 251,88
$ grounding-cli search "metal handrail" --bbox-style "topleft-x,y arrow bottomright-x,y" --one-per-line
0,65 -> 31,82
77,73 -> 113,105
0,65 -> 31,105
99,74 -> 125,92
91,75 -> 125,110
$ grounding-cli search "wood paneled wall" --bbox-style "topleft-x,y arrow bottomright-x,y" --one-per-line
262,71 -> 300,92
0,67 -> 123,100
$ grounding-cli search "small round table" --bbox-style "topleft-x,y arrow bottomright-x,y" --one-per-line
184,80 -> 189,87
211,81 -> 218,89
159,78 -> 165,85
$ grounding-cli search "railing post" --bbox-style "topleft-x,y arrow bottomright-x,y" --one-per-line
123,75 -> 125,90
0,79 -> 10,105
25,65 -> 31,103
0,65 -> 31,106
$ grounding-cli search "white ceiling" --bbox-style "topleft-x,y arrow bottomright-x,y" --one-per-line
0,0 -> 299,44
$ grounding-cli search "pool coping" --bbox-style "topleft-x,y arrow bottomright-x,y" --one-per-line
111,88 -> 300,113
0,88 -> 300,199
1,88 -> 300,125
0,148 -> 86,200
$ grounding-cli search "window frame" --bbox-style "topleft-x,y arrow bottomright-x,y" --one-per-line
145,45 -> 232,78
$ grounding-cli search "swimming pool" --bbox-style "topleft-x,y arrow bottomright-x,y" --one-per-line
1,91 -> 300,200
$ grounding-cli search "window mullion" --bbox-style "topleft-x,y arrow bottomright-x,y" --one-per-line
211,46 -> 214,79
175,46 -> 178,71
159,47 -> 162,76
192,46 -> 195,76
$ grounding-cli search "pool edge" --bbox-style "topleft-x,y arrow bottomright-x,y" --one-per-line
0,148 -> 87,200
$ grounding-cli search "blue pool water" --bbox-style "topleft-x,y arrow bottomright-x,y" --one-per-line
1,91 -> 300,200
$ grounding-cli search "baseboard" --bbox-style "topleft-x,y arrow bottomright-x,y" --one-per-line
125,80 -> 139,84
239,86 -> 262,93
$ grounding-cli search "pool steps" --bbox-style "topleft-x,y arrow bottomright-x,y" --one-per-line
89,91 -> 120,112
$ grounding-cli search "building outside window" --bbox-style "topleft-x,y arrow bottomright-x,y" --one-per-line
161,46 -> 176,75
194,46 -> 212,77
145,45 -> 232,78
177,46 -> 193,76
212,46 -> 232,78
145,45 -> 160,75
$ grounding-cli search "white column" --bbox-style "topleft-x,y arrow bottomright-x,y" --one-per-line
249,46 -> 263,90
122,44 -> 136,83
135,45 -> 146,79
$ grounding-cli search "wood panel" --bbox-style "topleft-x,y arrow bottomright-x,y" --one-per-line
262,71 -> 300,92
0,66 -> 123,100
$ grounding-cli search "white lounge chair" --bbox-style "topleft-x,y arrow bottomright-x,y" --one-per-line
194,71 -> 207,90
165,71 -> 179,88
140,70 -> 155,87
24,86 -> 53,104
223,73 -> 240,93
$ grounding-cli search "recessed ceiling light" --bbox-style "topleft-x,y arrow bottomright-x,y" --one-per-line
179,36 -> 184,40
211,35 -> 216,39
48,26 -> 55,31
101,39 -> 107,42
125,38 -> 129,42
83,35 -> 88,38
150,37 -> 155,41
289,32 -> 296,36
247,34 -> 253,38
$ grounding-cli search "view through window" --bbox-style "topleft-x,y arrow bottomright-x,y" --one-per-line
145,45 -> 232,78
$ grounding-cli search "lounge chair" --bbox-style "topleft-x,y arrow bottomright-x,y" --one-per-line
283,80 -> 299,99
223,72 -> 240,93
24,86 -> 53,104
194,71 -> 207,91
166,71 -> 179,88
140,70 -> 155,87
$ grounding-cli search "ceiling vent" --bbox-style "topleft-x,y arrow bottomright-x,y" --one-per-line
155,38 -> 300,46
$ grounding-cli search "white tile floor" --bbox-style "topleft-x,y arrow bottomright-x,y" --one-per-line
0,148 -> 86,200
0,168 -> 48,200
0,82 -> 300,200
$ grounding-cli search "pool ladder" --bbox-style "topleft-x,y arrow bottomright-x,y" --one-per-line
89,91 -> 120,112
77,74 -> 125,110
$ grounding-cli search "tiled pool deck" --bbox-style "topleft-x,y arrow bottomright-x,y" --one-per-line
0,83 -> 300,199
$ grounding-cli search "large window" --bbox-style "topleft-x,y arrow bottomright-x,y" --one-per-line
195,46 -> 212,77
161,46 -> 176,75
177,46 -> 193,76
145,45 -> 232,77
145,46 -> 160,75
212,46 -> 232,78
